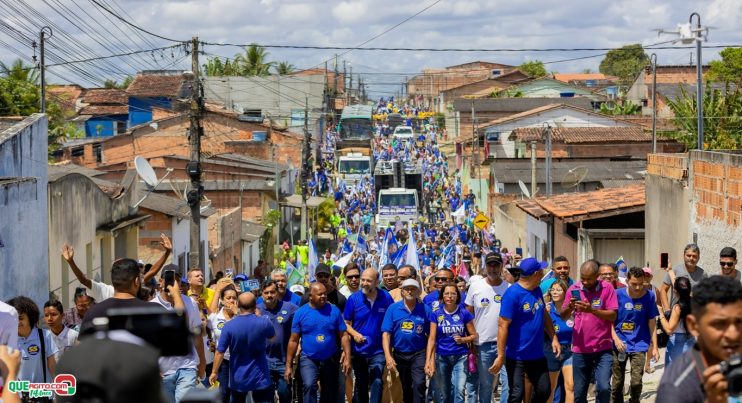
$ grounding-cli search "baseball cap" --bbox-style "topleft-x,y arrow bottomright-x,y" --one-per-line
315,263 -> 332,276
519,257 -> 549,276
485,252 -> 503,265
642,267 -> 653,276
290,284 -> 305,294
233,273 -> 248,282
400,279 -> 421,290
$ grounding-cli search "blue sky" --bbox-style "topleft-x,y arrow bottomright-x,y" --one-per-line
0,0 -> 739,96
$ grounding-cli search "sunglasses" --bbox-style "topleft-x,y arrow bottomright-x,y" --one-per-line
434,277 -> 451,282
720,261 -> 736,267
346,275 -> 360,279
316,273 -> 331,279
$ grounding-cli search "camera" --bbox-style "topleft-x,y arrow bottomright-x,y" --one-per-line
720,353 -> 742,397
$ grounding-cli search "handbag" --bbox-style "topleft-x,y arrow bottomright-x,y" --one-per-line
467,344 -> 478,374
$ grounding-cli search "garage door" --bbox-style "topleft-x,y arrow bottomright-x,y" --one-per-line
593,238 -> 646,268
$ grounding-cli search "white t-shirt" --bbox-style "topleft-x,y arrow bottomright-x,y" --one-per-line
0,301 -> 19,347
207,309 -> 231,361
465,278 -> 510,345
50,326 -> 78,362
18,328 -> 58,383
90,280 -> 115,302
151,293 -> 202,376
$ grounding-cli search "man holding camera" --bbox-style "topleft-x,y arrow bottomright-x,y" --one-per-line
657,275 -> 742,402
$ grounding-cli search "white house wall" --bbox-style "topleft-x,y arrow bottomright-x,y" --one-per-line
525,215 -> 548,261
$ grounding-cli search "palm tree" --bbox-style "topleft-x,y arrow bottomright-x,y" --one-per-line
0,59 -> 39,84
275,61 -> 295,75
234,44 -> 274,76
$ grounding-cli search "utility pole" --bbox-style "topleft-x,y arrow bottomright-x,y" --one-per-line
349,64 -> 353,102
187,36 -> 204,271
38,27 -> 52,113
333,55 -> 338,95
470,100 -> 475,183
650,53 -> 658,153
343,61 -> 348,104
544,124 -> 553,197
530,141 -> 537,198
301,97 -> 310,241
690,12 -> 704,150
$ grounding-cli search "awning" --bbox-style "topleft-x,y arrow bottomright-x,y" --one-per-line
281,194 -> 326,209
96,214 -> 151,235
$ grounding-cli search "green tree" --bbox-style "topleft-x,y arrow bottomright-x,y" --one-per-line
707,47 -> 742,85
260,209 -> 281,262
103,76 -> 133,89
599,100 -> 641,116
599,44 -> 649,88
665,85 -> 742,150
234,44 -> 275,76
274,61 -> 295,75
518,60 -> 547,78
0,59 -> 39,84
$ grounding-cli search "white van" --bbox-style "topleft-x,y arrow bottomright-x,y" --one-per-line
392,126 -> 414,140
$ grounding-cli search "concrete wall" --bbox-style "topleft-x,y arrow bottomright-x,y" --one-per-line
491,201 -> 527,254
0,115 -> 49,306
526,215 -> 549,261
48,173 -> 140,307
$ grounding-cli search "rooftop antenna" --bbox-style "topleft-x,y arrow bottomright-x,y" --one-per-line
133,156 -> 174,208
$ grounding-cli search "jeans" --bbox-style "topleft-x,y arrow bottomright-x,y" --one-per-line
393,350 -> 427,403
300,354 -> 339,403
216,360 -> 230,403
666,332 -> 695,369
269,359 -> 292,403
573,350 -> 613,403
504,358 -> 550,403
610,350 -> 647,403
464,368 -> 478,403
161,368 -> 198,403
477,341 -> 508,403
435,354 -> 467,403
352,352 -> 385,403
230,387 -> 274,403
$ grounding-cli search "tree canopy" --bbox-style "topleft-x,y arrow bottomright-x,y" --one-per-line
665,85 -> 742,150
599,44 -> 649,87
707,47 -> 742,85
518,60 -> 547,78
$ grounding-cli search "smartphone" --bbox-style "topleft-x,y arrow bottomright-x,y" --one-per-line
660,253 -> 669,269
164,270 -> 175,289
106,306 -> 192,357
570,289 -> 581,300
515,247 -> 523,256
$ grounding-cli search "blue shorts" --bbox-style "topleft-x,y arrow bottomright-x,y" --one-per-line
544,342 -> 573,372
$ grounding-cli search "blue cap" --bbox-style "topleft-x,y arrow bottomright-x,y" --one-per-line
233,274 -> 248,281
519,258 -> 549,276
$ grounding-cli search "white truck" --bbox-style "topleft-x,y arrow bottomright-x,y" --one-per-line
337,152 -> 372,185
375,187 -> 420,227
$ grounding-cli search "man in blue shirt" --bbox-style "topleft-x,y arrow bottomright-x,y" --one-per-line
491,258 -> 561,403
382,279 -> 432,403
257,269 -> 302,306
344,268 -> 394,403
286,282 -> 351,403
610,267 -> 659,403
257,279 -> 299,403
423,268 -> 455,310
210,291 -> 276,403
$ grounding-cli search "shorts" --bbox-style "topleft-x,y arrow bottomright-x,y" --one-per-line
544,342 -> 573,372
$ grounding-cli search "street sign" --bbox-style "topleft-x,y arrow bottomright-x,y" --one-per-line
473,213 -> 490,230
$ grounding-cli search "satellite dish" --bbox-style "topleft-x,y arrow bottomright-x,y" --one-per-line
518,180 -> 531,199
562,166 -> 589,189
134,156 -> 158,187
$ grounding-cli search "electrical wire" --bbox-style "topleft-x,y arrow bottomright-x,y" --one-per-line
88,0 -> 186,43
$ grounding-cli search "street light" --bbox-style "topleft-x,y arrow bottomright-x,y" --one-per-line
650,53 -> 658,154
658,12 -> 709,150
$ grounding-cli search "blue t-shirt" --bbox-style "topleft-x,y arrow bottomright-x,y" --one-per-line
381,300 -> 432,353
548,302 -> 574,345
218,314 -> 275,392
344,290 -> 394,357
614,288 -> 660,353
500,283 -> 546,360
257,290 -> 301,306
257,301 -> 298,363
430,305 -> 474,356
291,303 -> 347,360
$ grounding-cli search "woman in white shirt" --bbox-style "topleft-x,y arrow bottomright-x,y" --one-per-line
206,284 -> 238,403
7,296 -> 57,386
43,300 -> 78,362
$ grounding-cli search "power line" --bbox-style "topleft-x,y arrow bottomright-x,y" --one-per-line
202,43 -> 742,52
88,0 -> 186,43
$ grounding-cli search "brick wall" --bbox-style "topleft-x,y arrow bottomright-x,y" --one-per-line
647,153 -> 688,180
692,153 -> 742,227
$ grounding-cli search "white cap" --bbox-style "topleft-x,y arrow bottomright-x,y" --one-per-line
400,279 -> 421,290
290,285 -> 305,294
137,260 -> 145,265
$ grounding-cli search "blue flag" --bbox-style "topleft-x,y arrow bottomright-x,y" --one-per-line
356,233 -> 368,254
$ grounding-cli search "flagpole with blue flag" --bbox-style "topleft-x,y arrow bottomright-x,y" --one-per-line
308,238 -> 320,282
406,225 -> 420,272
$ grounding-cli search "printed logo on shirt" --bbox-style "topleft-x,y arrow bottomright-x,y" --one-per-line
437,315 -> 445,324
415,324 -> 424,334
620,321 -> 636,332
624,302 -> 634,310
378,308 -> 386,313
432,301 -> 440,310
281,310 -> 288,315
566,319 -> 575,328
316,334 -> 326,343
27,344 -> 40,355
494,295 -> 502,303
480,298 -> 491,307
401,321 -> 414,333
452,314 -> 460,322
217,321 -> 225,329
554,324 -> 560,332
522,302 -> 531,312
277,316 -> 284,324
634,303 -> 643,311
591,298 -> 602,308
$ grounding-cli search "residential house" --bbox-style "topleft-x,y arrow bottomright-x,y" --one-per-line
208,207 -> 243,275
552,72 -> 619,98
47,165 -> 146,308
126,70 -> 192,127
508,126 -> 685,158
516,184 -> 646,271
626,65 -> 711,118
0,115 -> 49,305
501,77 -> 605,101
78,88 -> 129,137
406,61 -> 517,110
645,151 -> 742,279
439,70 -> 532,109
242,221 -> 266,275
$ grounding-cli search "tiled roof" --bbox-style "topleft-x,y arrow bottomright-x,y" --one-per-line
127,73 -> 191,98
79,105 -> 128,115
509,126 -> 666,144
82,88 -> 128,104
553,73 -> 615,82
517,184 -> 645,222
515,198 -> 551,220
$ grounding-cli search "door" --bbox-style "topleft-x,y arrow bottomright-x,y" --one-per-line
592,238 -> 646,269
